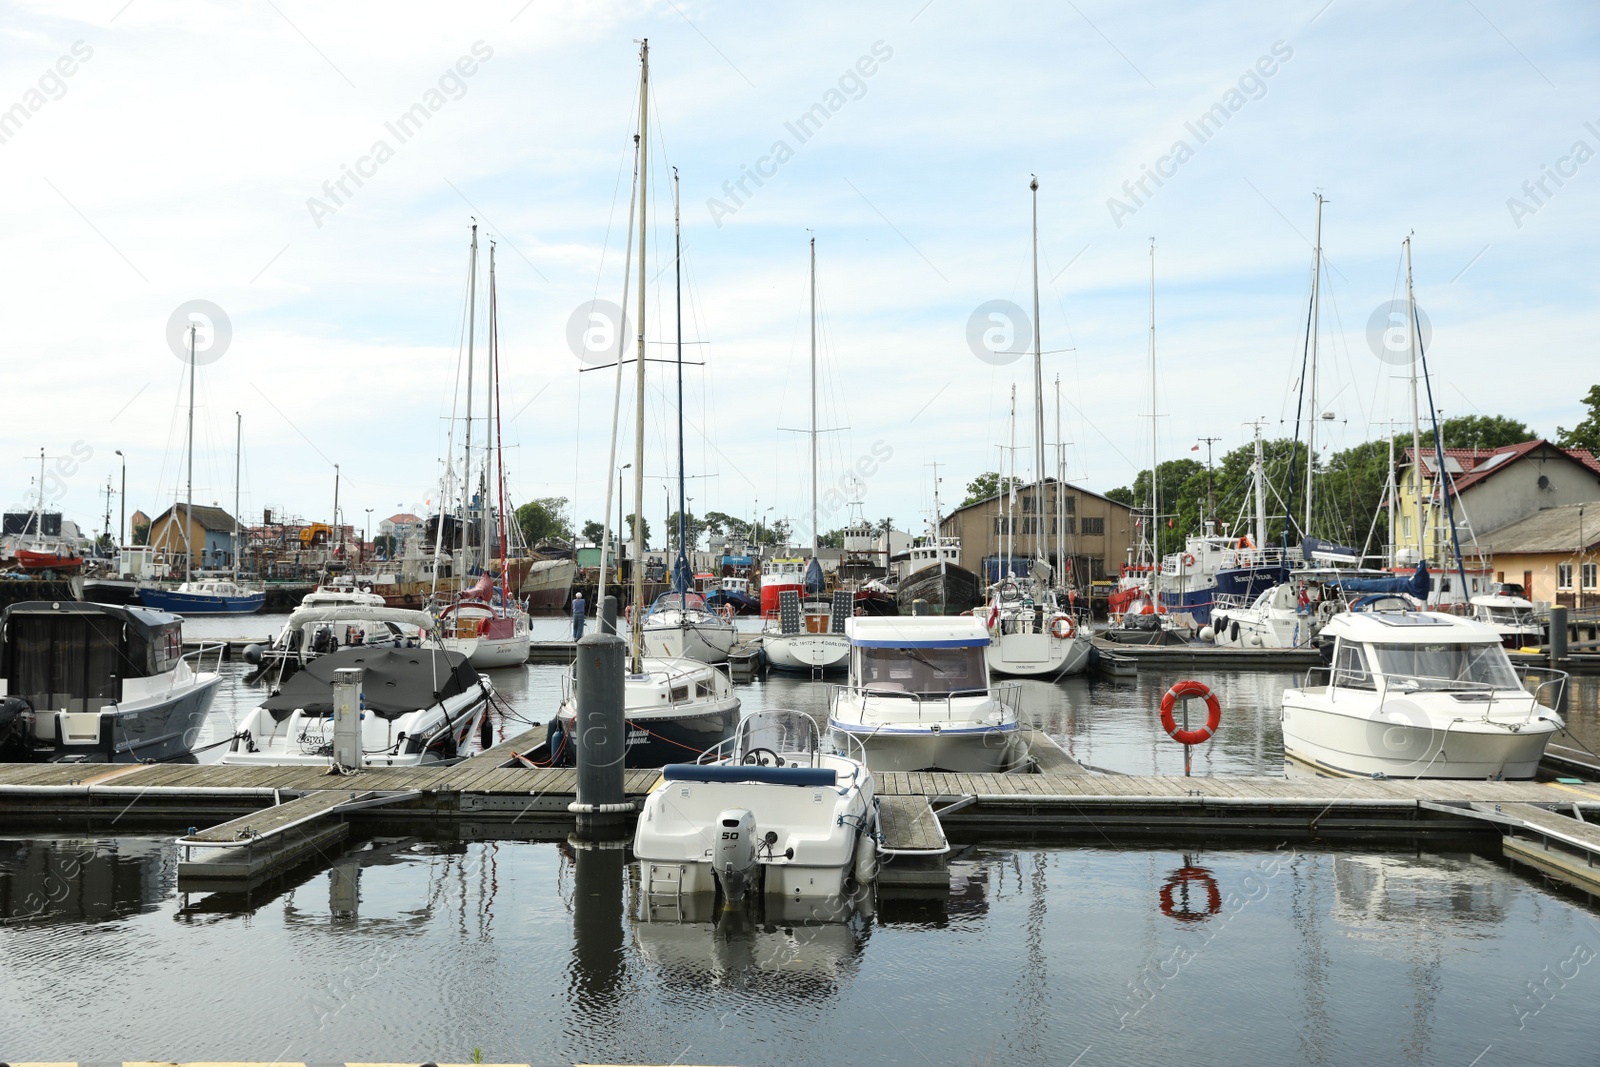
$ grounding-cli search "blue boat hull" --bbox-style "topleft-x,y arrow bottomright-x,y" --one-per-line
138,588 -> 266,615
1157,561 -> 1291,625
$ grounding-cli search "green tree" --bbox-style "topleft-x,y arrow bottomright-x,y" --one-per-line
373,533 -> 398,557
1104,487 -> 1135,507
580,519 -> 609,546
818,528 -> 845,549
666,511 -> 704,551
1420,414 -> 1535,451
132,519 -> 150,546
515,497 -> 572,544
702,510 -> 752,543
961,471 -> 1023,508
1557,384 -> 1600,453
624,513 -> 651,547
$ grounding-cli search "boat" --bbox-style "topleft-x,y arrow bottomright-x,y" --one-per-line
1281,609 -> 1566,779
428,230 -> 532,669
759,556 -> 810,614
1470,593 -> 1543,649
640,589 -> 737,663
550,652 -> 740,767
14,546 -> 84,572
138,577 -> 265,615
893,536 -> 982,616
3,459 -> 87,575
224,642 -> 493,768
551,48 -> 740,768
633,709 -> 878,902
245,600 -> 426,683
0,600 -> 222,763
827,615 -> 1025,772
704,576 -> 760,616
521,555 -> 578,610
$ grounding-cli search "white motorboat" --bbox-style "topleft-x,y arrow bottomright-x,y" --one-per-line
0,601 -> 222,763
225,643 -> 493,768
246,603 -> 430,682
762,590 -> 851,674
1470,593 -> 1543,649
634,710 -> 878,902
551,654 -> 740,767
640,591 -> 737,664
982,578 -> 1090,678
1281,609 -> 1566,779
828,615 -> 1025,773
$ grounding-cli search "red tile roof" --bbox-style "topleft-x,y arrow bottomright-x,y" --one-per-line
1403,440 -> 1600,494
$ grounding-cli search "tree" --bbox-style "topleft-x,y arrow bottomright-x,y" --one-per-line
961,471 -> 1024,508
624,513 -> 651,547
515,497 -> 572,544
818,528 -> 844,549
1557,384 -> 1600,453
132,519 -> 150,546
373,533 -> 398,558
1420,414 -> 1535,451
580,519 -> 609,546
1104,487 -> 1135,507
703,510 -> 751,543
666,511 -> 705,552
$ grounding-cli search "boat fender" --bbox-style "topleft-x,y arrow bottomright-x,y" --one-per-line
241,643 -> 263,665
1229,620 -> 1240,643
1198,625 -> 1215,643
1159,680 -> 1222,745
1050,614 -> 1076,640
854,814 -> 880,884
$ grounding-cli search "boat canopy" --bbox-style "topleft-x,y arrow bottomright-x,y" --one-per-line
845,615 -> 989,648
1,601 -> 185,708
261,646 -> 478,721
285,605 -> 435,631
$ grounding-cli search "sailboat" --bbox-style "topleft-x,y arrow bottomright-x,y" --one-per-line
432,229 -> 533,669
139,346 -> 265,615
981,177 -> 1091,678
762,236 -> 852,674
551,42 -> 739,766
639,168 -> 737,664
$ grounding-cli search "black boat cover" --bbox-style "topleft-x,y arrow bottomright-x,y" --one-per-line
262,647 -> 480,721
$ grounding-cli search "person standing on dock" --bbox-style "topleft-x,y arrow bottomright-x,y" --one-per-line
572,590 -> 586,640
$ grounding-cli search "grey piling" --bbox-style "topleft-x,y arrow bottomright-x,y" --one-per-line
912,598 -> 928,616
1550,605 -> 1569,666
569,630 -> 630,838
601,594 -> 618,637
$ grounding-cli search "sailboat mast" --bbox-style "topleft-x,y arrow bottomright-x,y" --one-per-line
631,38 -> 649,672
1252,422 -> 1267,548
1054,374 -> 1063,587
810,234 -> 818,557
233,412 -> 241,575
1007,385 -> 1016,577
1387,431 -> 1398,569
1303,193 -> 1323,537
186,323 -> 195,582
1405,235 -> 1424,564
1147,239 -> 1157,568
1030,177 -> 1045,565
464,222 -> 479,574
674,167 -> 687,603
491,242 -> 509,595
597,133 -> 640,612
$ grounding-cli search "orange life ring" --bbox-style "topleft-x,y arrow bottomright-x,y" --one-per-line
1159,864 -> 1223,922
1050,614 -> 1075,640
1159,680 -> 1222,745
1182,553 -> 1196,568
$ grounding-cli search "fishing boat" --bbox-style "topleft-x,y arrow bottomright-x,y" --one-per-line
427,229 -> 532,668
1281,609 -> 1565,779
828,615 -> 1025,773
224,642 -> 493,768
552,48 -> 740,768
0,601 -> 222,763
633,709 -> 878,902
704,576 -> 760,616
893,536 -> 982,616
759,557 -> 810,615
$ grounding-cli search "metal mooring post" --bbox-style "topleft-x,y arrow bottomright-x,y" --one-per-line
1183,696 -> 1192,777
569,629 -> 629,838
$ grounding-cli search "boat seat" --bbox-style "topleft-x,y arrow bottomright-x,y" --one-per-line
662,763 -> 837,787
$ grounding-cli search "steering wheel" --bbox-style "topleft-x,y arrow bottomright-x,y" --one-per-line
741,748 -> 781,767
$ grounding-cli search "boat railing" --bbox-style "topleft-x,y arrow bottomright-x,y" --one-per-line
829,682 -> 1017,724
175,642 -> 227,689
1213,593 -> 1256,613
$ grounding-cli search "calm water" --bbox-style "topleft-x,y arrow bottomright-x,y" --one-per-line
2,835 -> 1599,1064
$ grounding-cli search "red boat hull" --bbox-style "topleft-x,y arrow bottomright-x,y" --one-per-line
16,549 -> 83,571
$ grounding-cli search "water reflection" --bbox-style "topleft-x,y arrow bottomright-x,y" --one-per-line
0,836 -> 170,925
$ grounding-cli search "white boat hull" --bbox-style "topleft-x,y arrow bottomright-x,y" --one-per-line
763,631 -> 850,672
442,633 -> 530,669
1281,691 -> 1561,780
642,621 -> 736,664
984,632 -> 1090,677
826,720 -> 1024,773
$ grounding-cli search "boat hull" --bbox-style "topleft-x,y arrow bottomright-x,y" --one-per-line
827,720 -> 1025,773
27,675 -> 222,763
138,586 -> 265,615
763,631 -> 850,673
554,699 -> 741,768
521,558 -> 578,610
641,621 -> 737,664
894,564 -> 983,616
442,634 -> 530,669
1281,693 -> 1561,780
985,633 -> 1091,677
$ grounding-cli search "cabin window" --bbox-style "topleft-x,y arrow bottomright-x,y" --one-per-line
669,685 -> 689,703
4,614 -> 125,713
1369,642 -> 1520,691
1558,563 -> 1573,589
859,645 -> 986,695
1584,563 -> 1598,590
1081,517 -> 1105,536
1333,641 -> 1374,689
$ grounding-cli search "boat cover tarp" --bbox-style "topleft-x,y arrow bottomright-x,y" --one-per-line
262,646 -> 479,722
1330,562 -> 1431,598
662,762 -> 838,787
804,557 -> 826,594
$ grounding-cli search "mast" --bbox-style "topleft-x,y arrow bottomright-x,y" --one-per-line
597,133 -> 641,613
490,242 -> 509,605
673,167 -> 689,606
1146,239 -> 1157,569
1303,193 -> 1324,537
185,323 -> 195,582
810,233 -> 818,560
233,412 -> 241,576
630,38 -> 649,673
1386,431 -> 1398,568
1252,422 -> 1267,548
1007,385 -> 1017,577
1054,374 -> 1064,587
464,222 -> 479,576
1030,177 -> 1045,566
1405,235 -> 1424,564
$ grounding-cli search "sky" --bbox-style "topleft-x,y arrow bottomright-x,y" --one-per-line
2,0 -> 1596,548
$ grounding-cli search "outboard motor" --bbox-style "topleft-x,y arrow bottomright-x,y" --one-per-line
0,696 -> 34,761
713,808 -> 758,903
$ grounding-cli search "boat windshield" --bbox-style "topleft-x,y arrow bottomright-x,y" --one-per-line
1369,642 -> 1521,692
858,645 -> 986,695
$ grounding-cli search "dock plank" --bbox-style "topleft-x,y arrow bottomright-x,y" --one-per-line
878,795 -> 948,853
184,789 -> 359,844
